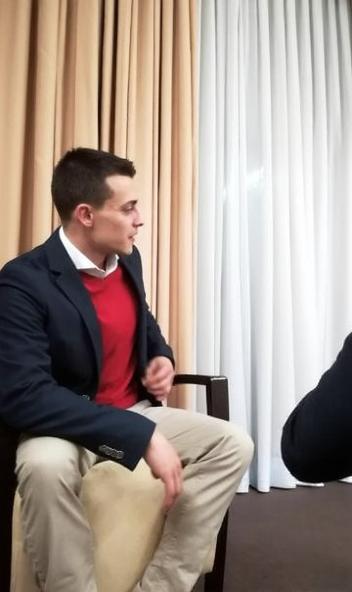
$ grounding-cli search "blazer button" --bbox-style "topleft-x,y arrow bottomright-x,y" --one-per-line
98,444 -> 124,460
114,450 -> 124,460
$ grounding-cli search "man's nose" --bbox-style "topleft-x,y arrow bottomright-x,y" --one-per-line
134,208 -> 144,227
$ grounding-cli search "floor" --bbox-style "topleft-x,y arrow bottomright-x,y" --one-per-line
194,482 -> 352,592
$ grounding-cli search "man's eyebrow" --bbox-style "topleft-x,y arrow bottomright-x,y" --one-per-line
121,199 -> 138,207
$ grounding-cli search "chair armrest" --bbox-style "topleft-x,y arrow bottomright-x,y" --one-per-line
173,374 -> 229,421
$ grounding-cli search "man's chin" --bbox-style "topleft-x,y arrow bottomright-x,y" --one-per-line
117,244 -> 133,256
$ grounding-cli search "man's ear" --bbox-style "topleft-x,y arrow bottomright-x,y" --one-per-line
73,204 -> 94,227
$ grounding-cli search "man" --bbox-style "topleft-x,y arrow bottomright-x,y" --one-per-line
0,147 -> 253,592
281,332 -> 352,483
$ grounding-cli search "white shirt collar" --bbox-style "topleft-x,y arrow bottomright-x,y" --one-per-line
59,226 -> 119,278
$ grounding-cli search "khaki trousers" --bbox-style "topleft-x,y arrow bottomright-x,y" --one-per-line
16,402 -> 253,592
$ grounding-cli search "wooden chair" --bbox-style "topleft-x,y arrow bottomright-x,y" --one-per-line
1,375 -> 230,592
174,374 -> 229,592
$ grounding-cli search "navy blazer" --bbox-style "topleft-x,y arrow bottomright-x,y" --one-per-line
0,230 -> 174,470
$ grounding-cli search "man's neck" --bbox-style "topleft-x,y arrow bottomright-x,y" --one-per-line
62,225 -> 107,269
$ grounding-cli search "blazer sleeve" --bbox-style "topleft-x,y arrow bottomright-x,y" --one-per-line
146,308 -> 175,365
0,264 -> 155,470
281,332 -> 352,482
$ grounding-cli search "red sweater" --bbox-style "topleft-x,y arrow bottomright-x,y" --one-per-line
80,267 -> 138,409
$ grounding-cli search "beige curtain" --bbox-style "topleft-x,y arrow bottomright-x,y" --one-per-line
0,0 -> 197,407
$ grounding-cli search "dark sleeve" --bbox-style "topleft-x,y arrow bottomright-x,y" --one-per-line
0,266 -> 155,470
145,308 -> 175,365
281,332 -> 352,482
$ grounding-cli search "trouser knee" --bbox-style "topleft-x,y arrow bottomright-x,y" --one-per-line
16,448 -> 81,498
220,422 -> 254,471
238,430 -> 254,469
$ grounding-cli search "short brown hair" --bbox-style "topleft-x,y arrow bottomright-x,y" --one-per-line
51,147 -> 136,222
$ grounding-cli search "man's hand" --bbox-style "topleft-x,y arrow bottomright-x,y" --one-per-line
144,429 -> 183,510
141,356 -> 175,402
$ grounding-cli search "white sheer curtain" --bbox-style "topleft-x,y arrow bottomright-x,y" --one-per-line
197,0 -> 352,492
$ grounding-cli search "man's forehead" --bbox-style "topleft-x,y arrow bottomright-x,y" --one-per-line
105,174 -> 139,197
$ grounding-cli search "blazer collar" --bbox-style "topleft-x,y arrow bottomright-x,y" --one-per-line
44,230 -> 103,373
118,253 -> 145,304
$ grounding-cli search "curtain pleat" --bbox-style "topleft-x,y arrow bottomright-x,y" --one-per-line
0,0 -> 33,260
168,0 -> 197,407
198,0 -> 352,491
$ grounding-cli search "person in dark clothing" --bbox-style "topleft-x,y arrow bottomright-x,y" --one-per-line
282,332 -> 352,483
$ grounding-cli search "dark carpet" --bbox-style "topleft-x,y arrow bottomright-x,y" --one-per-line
196,481 -> 352,592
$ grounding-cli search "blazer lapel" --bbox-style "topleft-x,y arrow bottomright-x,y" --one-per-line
118,255 -> 145,304
118,254 -> 147,373
44,231 -> 103,375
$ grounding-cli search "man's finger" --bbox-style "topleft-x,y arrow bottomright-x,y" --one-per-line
142,371 -> 167,388
163,475 -> 178,511
148,379 -> 171,393
144,375 -> 173,393
146,366 -> 171,382
142,375 -> 170,389
173,471 -> 183,498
